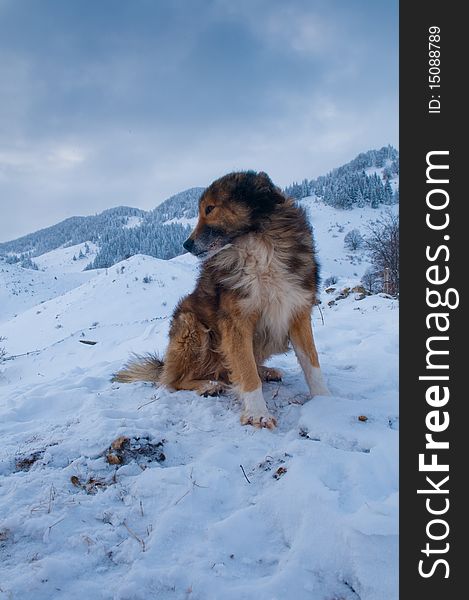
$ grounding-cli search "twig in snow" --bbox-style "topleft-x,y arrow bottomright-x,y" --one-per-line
174,488 -> 192,505
272,384 -> 282,400
239,464 -> 251,484
46,517 -> 65,536
317,303 -> 325,326
137,393 -> 160,410
123,520 -> 146,552
140,500 -> 144,517
48,484 -> 56,514
174,469 -> 208,505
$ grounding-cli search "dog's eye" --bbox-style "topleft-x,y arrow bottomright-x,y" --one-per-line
205,205 -> 215,216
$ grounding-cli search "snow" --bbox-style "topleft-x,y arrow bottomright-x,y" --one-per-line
163,216 -> 198,228
122,217 -> 144,230
364,164 -> 399,192
0,260 -> 97,323
0,201 -> 398,600
34,242 -> 99,274
301,196 -> 399,281
0,255 -> 192,357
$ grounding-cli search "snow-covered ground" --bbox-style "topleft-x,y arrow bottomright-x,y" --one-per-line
0,201 -> 398,600
0,261 -> 97,323
163,216 -> 198,228
34,242 -> 99,274
300,199 -> 398,282
122,217 -> 144,230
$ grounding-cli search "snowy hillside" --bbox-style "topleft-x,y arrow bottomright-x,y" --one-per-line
300,198 -> 398,281
34,242 -> 99,274
0,201 -> 398,600
0,207 -> 147,259
0,259 -> 98,323
0,190 -> 204,272
286,145 -> 399,209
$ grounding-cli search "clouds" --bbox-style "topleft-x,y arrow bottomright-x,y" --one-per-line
221,0 -> 338,56
0,0 -> 397,242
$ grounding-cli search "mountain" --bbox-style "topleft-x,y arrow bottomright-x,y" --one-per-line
285,145 -> 399,209
84,188 -> 204,270
0,206 -> 146,259
149,187 -> 204,223
0,190 -> 205,271
0,148 -> 398,271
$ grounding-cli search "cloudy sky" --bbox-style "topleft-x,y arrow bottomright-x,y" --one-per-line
0,0 -> 398,242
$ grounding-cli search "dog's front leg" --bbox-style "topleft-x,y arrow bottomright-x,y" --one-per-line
289,308 -> 330,397
220,310 -> 277,429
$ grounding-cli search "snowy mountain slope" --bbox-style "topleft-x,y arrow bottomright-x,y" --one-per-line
0,260 -> 98,324
0,199 -> 398,600
122,217 -> 144,230
0,190 -> 205,271
0,255 -> 193,357
34,242 -> 99,274
150,187 -> 204,223
163,216 -> 198,228
0,207 -> 147,258
301,198 -> 398,281
83,188 -> 205,270
286,146 -> 399,207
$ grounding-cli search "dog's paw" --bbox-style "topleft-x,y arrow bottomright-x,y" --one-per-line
197,380 -> 226,397
240,411 -> 277,429
258,366 -> 283,382
308,383 -> 331,398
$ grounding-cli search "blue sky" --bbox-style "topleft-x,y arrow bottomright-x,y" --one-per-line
0,0 -> 398,242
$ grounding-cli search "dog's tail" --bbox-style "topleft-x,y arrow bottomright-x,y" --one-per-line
112,353 -> 164,384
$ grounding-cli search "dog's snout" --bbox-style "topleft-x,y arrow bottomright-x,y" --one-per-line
183,238 -> 195,252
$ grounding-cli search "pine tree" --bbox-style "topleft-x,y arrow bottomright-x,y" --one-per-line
384,180 -> 393,204
370,185 -> 380,209
355,188 -> 366,208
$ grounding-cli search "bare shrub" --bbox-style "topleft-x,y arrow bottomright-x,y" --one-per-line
365,211 -> 399,295
324,275 -> 338,288
361,267 -> 381,295
344,229 -> 364,251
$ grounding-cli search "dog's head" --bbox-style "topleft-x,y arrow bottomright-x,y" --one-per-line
183,171 -> 285,258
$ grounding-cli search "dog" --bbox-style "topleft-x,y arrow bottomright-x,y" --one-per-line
114,171 -> 329,428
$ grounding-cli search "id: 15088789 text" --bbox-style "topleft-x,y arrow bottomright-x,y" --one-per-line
428,26 -> 441,114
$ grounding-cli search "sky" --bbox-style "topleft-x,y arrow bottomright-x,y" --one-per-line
0,0 -> 398,242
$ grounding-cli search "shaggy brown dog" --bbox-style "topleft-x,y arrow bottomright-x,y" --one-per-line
114,171 -> 329,428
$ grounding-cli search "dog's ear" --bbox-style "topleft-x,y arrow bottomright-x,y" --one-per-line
257,171 -> 272,184
256,172 -> 278,194
247,171 -> 285,217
